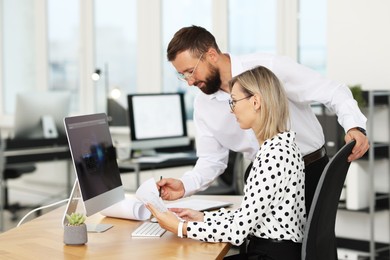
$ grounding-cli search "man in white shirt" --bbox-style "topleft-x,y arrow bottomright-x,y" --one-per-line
158,25 -> 369,212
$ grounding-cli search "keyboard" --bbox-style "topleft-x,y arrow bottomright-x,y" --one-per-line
131,222 -> 166,237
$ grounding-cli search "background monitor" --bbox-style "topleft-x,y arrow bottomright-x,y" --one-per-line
107,98 -> 128,126
127,93 -> 190,155
14,91 -> 71,139
63,113 -> 125,231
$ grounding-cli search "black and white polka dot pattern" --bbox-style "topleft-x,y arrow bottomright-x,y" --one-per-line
186,131 -> 306,246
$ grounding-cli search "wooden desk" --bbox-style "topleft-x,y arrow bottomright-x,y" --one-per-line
0,195 -> 243,259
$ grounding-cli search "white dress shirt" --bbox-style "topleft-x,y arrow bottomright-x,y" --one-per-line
180,52 -> 367,197
186,132 -> 306,245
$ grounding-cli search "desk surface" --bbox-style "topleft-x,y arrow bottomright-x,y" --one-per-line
119,152 -> 197,171
0,195 -> 242,259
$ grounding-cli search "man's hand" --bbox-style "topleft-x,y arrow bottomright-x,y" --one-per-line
157,178 -> 185,201
168,208 -> 204,222
345,128 -> 370,162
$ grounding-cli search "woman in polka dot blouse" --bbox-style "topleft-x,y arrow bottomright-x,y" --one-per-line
147,65 -> 306,260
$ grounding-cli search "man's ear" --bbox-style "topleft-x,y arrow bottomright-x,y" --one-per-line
206,48 -> 219,63
252,94 -> 261,111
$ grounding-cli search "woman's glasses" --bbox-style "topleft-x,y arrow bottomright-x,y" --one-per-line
228,95 -> 253,112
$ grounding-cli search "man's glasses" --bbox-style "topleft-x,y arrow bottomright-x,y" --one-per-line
229,95 -> 253,112
177,53 -> 203,82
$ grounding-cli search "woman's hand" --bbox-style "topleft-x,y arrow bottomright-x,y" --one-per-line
168,208 -> 204,222
146,203 -> 181,234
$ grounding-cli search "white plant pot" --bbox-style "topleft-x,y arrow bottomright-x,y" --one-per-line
63,223 -> 88,245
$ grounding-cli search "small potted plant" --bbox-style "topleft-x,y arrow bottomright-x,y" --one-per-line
349,84 -> 367,109
63,212 -> 88,245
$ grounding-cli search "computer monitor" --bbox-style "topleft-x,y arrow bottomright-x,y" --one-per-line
127,93 -> 190,156
14,91 -> 71,139
107,98 -> 128,126
63,113 -> 125,232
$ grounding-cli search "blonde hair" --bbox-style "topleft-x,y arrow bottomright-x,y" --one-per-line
229,66 -> 290,141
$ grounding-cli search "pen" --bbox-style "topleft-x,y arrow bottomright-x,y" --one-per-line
159,176 -> 162,197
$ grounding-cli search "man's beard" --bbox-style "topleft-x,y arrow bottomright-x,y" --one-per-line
194,64 -> 221,95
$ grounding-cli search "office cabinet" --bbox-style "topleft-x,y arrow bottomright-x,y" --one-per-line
337,91 -> 390,260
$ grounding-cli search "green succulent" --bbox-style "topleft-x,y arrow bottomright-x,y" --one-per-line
65,212 -> 86,226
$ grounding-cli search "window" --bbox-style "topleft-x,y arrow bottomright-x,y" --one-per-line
162,0 -> 212,119
48,0 -> 80,111
94,0 -> 137,112
298,0 -> 327,74
0,1 -> 327,121
2,0 -> 36,114
228,0 -> 276,54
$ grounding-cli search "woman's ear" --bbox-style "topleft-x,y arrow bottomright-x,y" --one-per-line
252,94 -> 261,111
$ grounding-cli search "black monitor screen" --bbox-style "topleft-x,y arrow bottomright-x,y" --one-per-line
64,114 -> 123,202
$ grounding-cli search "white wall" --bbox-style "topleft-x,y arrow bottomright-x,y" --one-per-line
327,0 -> 390,91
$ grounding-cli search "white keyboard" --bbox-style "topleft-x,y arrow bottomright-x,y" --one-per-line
131,222 -> 166,237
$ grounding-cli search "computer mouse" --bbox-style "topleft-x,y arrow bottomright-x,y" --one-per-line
150,217 -> 158,223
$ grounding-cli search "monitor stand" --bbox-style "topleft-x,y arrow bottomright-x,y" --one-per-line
62,180 -> 113,233
41,115 -> 59,138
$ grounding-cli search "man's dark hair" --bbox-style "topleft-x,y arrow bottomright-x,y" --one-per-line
167,25 -> 221,61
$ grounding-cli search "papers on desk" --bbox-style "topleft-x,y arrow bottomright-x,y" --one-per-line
100,177 -> 167,220
135,178 -> 168,212
100,178 -> 233,221
100,197 -> 151,220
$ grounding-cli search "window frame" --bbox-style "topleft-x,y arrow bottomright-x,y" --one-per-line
0,0 -> 302,127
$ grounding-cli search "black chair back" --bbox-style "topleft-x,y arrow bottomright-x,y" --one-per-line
302,140 -> 356,260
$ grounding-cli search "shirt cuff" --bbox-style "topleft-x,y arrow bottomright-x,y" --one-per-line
180,175 -> 198,197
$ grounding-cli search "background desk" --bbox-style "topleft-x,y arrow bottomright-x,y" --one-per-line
118,150 -> 245,196
0,195 -> 242,259
3,137 -> 70,165
2,137 -> 72,193
1,137 -> 71,231
118,151 -> 198,188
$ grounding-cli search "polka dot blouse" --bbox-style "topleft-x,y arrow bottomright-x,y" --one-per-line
186,131 -> 306,246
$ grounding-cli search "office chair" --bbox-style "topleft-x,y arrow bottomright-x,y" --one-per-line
199,150 -> 246,195
301,140 -> 356,260
0,134 -> 37,221
3,164 -> 37,221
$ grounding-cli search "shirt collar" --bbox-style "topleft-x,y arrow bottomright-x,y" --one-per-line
207,89 -> 230,101
261,131 -> 297,150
